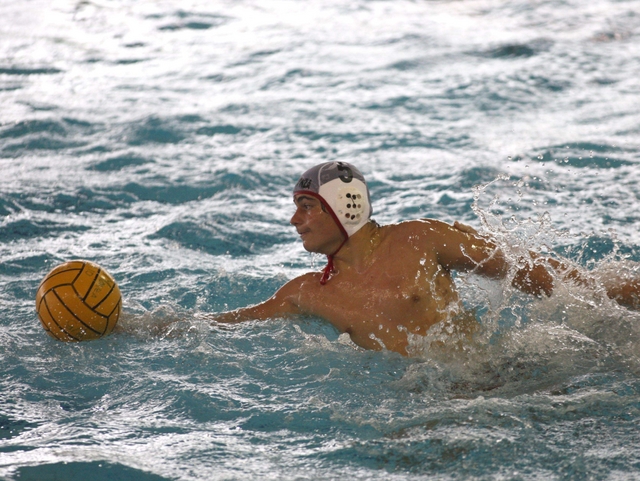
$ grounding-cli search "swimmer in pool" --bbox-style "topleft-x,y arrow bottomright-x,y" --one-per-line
209,162 -> 640,355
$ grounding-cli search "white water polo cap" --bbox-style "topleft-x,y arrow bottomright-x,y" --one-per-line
293,161 -> 372,239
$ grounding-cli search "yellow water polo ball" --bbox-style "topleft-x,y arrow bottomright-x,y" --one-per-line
35,260 -> 121,342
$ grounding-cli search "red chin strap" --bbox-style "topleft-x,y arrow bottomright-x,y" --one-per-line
320,237 -> 347,285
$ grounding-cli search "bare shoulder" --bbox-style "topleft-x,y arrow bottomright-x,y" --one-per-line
380,218 -> 495,266
382,218 -> 459,242
277,272 -> 321,298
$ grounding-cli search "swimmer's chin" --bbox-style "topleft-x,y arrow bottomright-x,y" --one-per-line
300,242 -> 323,255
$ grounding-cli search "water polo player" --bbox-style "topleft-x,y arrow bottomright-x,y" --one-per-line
208,162 -> 640,355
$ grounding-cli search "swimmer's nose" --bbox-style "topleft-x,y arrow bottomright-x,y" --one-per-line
290,209 -> 302,226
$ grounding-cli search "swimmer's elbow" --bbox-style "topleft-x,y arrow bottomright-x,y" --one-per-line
605,278 -> 640,311
511,263 -> 554,298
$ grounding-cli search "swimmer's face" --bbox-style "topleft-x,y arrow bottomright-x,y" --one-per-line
291,194 -> 344,254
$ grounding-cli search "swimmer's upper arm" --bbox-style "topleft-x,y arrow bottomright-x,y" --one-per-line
210,275 -> 307,324
416,219 -> 505,276
421,219 -> 555,296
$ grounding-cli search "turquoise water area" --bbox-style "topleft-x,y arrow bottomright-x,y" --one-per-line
1,0 -> 640,479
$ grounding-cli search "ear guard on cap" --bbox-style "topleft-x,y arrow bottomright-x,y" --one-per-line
317,178 -> 370,237
337,187 -> 366,225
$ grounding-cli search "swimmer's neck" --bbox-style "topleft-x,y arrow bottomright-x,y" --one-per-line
331,221 -> 382,273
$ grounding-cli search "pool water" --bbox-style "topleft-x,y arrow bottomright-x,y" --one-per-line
1,0 -> 640,479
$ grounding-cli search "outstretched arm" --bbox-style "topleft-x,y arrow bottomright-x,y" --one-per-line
434,220 -> 640,309
434,219 -> 555,296
202,275 -> 306,324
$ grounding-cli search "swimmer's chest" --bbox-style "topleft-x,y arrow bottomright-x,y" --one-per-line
300,251 -> 456,331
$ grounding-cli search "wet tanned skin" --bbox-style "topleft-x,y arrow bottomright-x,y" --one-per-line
211,195 -> 640,356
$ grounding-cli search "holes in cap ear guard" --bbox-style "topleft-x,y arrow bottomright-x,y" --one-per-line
335,187 -> 366,225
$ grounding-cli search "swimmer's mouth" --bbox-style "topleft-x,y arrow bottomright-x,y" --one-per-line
297,229 -> 310,239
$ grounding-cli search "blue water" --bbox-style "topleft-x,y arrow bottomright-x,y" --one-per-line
2,0 -> 640,479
